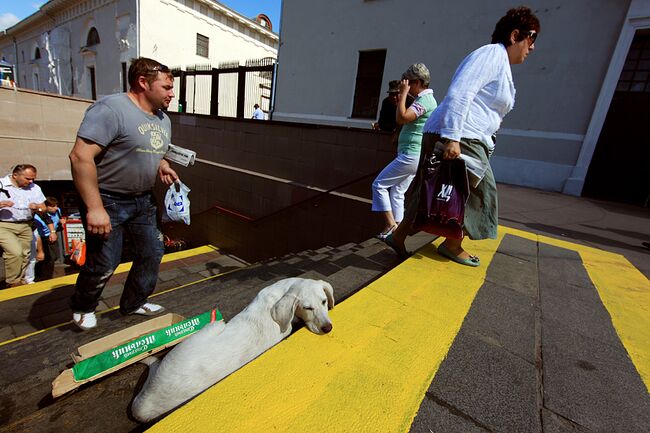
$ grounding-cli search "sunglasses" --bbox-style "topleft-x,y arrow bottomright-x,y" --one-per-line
523,30 -> 537,44
147,64 -> 170,73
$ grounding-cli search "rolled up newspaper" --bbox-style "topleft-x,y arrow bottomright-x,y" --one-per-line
165,143 -> 196,167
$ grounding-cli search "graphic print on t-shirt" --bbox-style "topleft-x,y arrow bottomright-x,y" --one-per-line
137,122 -> 169,153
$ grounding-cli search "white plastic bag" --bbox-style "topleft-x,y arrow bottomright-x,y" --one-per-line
163,181 -> 191,225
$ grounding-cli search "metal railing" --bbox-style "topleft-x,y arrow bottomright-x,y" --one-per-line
212,169 -> 380,224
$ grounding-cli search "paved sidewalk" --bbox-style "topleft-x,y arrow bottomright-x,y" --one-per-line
0,183 -> 648,433
497,183 -> 650,277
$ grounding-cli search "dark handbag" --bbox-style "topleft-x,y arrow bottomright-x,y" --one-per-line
414,152 -> 470,239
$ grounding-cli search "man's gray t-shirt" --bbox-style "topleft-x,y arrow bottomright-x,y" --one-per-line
77,93 -> 171,194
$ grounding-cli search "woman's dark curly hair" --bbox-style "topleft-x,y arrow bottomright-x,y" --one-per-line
491,6 -> 540,46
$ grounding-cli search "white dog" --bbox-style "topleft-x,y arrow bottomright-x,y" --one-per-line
131,278 -> 335,422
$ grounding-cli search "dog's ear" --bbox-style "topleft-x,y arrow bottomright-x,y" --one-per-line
322,281 -> 335,310
271,292 -> 298,333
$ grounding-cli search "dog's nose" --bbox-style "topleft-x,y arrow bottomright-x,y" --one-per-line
321,323 -> 332,334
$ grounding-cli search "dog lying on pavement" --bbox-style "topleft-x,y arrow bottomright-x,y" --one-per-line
131,277 -> 335,422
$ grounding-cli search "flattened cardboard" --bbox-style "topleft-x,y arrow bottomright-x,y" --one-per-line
52,310 -> 222,398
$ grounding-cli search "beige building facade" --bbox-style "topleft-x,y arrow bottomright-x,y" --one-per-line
272,0 -> 650,200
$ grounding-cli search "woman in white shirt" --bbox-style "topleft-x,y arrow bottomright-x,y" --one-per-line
385,6 -> 540,266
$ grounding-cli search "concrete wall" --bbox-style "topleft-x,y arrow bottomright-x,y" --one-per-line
0,87 -> 90,180
167,113 -> 393,214
272,0 -> 632,193
162,113 -> 395,260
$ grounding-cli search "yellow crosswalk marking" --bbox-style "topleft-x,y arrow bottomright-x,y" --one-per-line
147,235 -> 504,433
0,245 -> 219,302
500,226 -> 650,393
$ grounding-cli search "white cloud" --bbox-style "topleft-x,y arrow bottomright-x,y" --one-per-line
0,13 -> 19,31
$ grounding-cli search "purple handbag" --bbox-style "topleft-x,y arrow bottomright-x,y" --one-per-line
414,152 -> 470,239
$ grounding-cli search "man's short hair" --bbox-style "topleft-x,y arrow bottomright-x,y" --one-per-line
13,164 -> 36,175
45,196 -> 58,207
254,104 -> 260,109
128,57 -> 173,90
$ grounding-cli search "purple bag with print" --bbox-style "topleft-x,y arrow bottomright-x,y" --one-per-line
414,153 -> 469,239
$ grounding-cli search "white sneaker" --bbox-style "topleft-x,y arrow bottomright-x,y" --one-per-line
132,302 -> 165,316
73,312 -> 97,331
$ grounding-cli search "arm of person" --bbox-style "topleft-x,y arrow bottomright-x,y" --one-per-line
0,200 -> 14,208
69,136 -> 112,238
48,222 -> 57,243
28,201 -> 46,212
396,79 -> 418,125
34,211 -> 57,241
438,47 -> 502,159
158,158 -> 179,185
439,46 -> 500,150
442,140 -> 462,159
33,213 -> 49,237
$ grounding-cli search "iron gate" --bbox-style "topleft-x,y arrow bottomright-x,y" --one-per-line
171,58 -> 275,119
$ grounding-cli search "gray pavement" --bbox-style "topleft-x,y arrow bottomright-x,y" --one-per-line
498,183 -> 650,277
410,233 -> 650,433
0,183 -> 648,432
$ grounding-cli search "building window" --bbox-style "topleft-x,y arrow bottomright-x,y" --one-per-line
88,66 -> 97,100
34,47 -> 41,60
32,72 -> 39,90
87,27 -> 100,47
196,33 -> 209,58
21,51 -> 25,62
122,62 -> 128,92
351,49 -> 386,119
617,32 -> 650,92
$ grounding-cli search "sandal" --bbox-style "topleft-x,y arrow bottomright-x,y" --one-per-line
384,233 -> 411,259
376,224 -> 398,241
437,244 -> 480,267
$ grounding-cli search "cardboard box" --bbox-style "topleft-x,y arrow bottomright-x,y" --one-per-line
52,309 -> 222,398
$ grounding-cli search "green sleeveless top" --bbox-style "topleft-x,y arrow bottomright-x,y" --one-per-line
397,90 -> 437,155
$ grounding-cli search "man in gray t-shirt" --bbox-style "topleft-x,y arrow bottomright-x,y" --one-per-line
69,57 -> 179,331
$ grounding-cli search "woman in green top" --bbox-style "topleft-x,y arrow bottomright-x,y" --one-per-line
371,63 -> 437,239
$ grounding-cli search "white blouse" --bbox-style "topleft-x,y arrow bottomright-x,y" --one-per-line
424,43 -> 515,150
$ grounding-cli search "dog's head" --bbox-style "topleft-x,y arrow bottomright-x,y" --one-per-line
271,279 -> 335,334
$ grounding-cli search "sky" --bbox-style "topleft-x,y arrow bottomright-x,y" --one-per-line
0,0 -> 282,32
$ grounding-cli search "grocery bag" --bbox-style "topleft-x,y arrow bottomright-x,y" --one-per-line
163,181 -> 191,225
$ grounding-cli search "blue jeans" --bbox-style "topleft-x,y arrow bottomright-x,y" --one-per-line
70,191 -> 164,314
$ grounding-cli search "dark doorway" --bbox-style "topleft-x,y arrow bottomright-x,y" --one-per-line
351,50 -> 387,119
88,66 -> 97,100
583,30 -> 650,206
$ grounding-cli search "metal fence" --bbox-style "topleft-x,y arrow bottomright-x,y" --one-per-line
170,58 -> 275,119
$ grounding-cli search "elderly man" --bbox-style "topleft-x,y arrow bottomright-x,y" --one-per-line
0,164 -> 46,288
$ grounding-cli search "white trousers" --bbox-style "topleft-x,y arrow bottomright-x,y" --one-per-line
371,152 -> 420,223
24,229 -> 38,284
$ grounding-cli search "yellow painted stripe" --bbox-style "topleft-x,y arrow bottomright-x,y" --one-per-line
500,226 -> 650,393
0,265 -> 242,348
0,245 -> 219,302
147,234 -> 505,433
